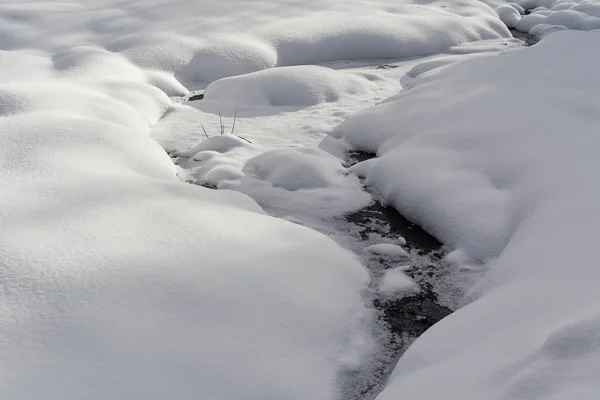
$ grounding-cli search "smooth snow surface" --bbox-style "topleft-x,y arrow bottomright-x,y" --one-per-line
0,56 -> 372,400
335,31 -> 600,400
0,1 -> 457,398
3,0 -> 599,398
0,0 -> 510,89
205,66 -> 379,108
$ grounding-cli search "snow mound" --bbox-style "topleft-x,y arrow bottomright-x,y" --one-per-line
365,243 -> 409,259
0,0 -> 510,90
0,39 -> 371,400
262,4 -> 509,66
204,66 -> 377,108
186,134 -> 252,156
485,0 -> 600,36
176,36 -> 278,87
379,267 -> 420,297
495,4 -> 522,28
243,147 -> 349,191
516,4 -> 600,33
334,30 -> 600,400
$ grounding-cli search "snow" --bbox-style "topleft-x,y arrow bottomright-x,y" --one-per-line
243,147 -> 348,191
495,4 -> 523,28
379,267 -> 420,297
365,244 -> 409,259
186,134 -> 251,156
0,1 -> 511,398
0,0 -> 510,90
335,30 -> 600,400
237,147 -> 372,220
484,0 -> 600,36
0,1 -> 429,398
204,66 -> 379,108
0,60 -> 374,400
4,0 -> 600,398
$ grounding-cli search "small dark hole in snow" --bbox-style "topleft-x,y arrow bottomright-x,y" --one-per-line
188,93 -> 204,101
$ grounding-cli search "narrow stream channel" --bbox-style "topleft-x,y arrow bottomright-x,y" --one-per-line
167,27 -> 539,400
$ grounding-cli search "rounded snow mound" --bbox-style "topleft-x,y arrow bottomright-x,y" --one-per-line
176,36 -> 278,87
204,66 -> 376,108
483,0 -> 600,36
495,4 -> 522,28
262,6 -> 510,66
243,147 -> 347,191
186,134 -> 252,156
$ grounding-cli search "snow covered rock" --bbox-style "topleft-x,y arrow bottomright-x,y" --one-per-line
379,267 -> 420,297
365,243 -> 409,259
243,147 -> 350,191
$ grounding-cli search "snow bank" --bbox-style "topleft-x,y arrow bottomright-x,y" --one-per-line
336,30 -> 600,400
204,66 -> 378,108
0,0 -> 509,90
0,36 -> 372,400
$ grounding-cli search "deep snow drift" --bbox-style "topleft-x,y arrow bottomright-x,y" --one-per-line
336,30 -> 600,400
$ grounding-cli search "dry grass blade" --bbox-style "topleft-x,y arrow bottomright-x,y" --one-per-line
218,108 -> 224,135
200,122 -> 210,139
230,109 -> 238,134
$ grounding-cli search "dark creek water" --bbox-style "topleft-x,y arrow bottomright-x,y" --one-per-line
338,151 -> 455,400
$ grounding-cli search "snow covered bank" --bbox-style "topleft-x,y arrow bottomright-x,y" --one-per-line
336,30 -> 600,399
0,24 -> 376,400
0,0 -> 509,90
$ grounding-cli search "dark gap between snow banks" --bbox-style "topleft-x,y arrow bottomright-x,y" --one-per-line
339,151 -> 453,400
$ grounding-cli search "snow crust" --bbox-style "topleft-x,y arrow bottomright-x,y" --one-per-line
335,30 -> 600,400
